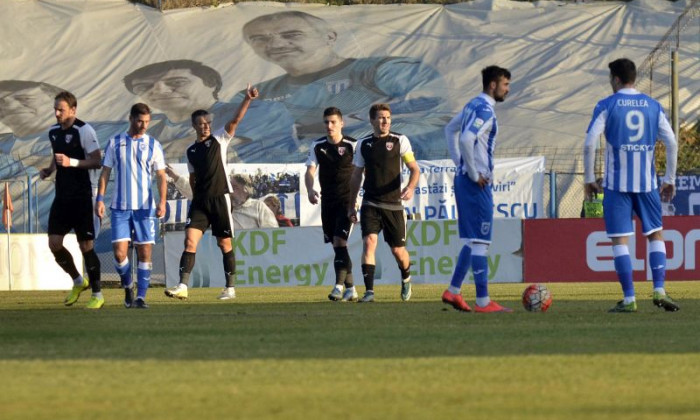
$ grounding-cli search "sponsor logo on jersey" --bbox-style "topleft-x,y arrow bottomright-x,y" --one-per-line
386,142 -> 394,151
473,118 -> 484,129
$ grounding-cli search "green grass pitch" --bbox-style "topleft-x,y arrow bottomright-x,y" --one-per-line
1,282 -> 699,420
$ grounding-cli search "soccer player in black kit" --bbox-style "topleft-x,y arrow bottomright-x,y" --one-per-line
305,107 -> 358,302
165,84 -> 258,301
39,91 -> 103,309
347,103 -> 420,303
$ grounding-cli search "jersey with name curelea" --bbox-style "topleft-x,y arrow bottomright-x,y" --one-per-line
48,119 -> 100,199
186,128 -> 233,199
353,132 -> 412,209
306,136 -> 356,206
103,133 -> 166,210
587,90 -> 665,192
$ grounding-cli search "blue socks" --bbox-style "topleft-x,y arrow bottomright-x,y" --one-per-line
449,244 -> 472,291
648,240 -> 666,290
137,261 -> 152,300
115,258 -> 132,289
613,244 -> 635,301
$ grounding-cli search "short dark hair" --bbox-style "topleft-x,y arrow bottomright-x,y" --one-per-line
0,80 -> 63,97
130,103 -> 151,118
243,11 -> 333,40
123,60 -> 223,100
369,103 -> 391,120
482,65 -> 511,91
54,91 -> 77,108
323,107 -> 343,119
608,58 -> 636,85
191,109 -> 210,125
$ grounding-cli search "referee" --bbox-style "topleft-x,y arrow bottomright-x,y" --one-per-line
165,84 -> 259,301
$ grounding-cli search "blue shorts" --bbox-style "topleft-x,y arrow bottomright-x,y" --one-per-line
603,188 -> 662,237
454,174 -> 493,244
111,208 -> 158,244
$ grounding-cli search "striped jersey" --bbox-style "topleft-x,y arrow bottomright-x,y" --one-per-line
445,93 -> 497,181
585,88 -> 675,192
305,135 -> 356,206
102,133 -> 166,210
353,132 -> 413,209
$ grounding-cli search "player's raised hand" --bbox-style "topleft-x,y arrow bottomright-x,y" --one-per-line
246,83 -> 259,100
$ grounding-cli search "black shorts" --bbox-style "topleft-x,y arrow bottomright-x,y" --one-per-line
360,205 -> 406,248
321,201 -> 353,243
48,196 -> 96,241
186,195 -> 234,238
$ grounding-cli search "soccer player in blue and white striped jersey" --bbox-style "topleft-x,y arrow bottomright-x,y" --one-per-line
442,65 -> 512,313
95,103 -> 167,309
584,58 -> 679,313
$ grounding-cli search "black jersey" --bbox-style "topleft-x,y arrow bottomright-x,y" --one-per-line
186,128 -> 233,199
48,119 -> 100,199
306,135 -> 356,206
354,132 -> 413,209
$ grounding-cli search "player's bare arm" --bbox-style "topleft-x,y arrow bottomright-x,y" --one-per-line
95,166 -> 112,219
400,160 -> 420,201
155,169 -> 167,218
304,165 -> 320,204
54,149 -> 101,169
224,83 -> 259,137
347,166 -> 364,223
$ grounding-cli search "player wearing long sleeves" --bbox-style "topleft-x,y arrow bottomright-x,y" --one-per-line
583,58 -> 679,313
442,66 -> 512,313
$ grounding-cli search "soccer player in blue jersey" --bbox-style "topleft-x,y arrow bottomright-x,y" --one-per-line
584,58 -> 679,313
95,103 -> 167,309
442,66 -> 512,313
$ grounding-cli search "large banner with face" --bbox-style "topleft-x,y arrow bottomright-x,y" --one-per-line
1,1 -> 695,181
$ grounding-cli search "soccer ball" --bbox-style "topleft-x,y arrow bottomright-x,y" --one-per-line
522,284 -> 552,312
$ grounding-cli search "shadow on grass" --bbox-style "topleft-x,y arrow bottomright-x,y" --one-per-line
1,297 -> 698,360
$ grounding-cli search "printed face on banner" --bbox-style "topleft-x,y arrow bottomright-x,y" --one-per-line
244,16 -> 337,72
130,69 -> 215,117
